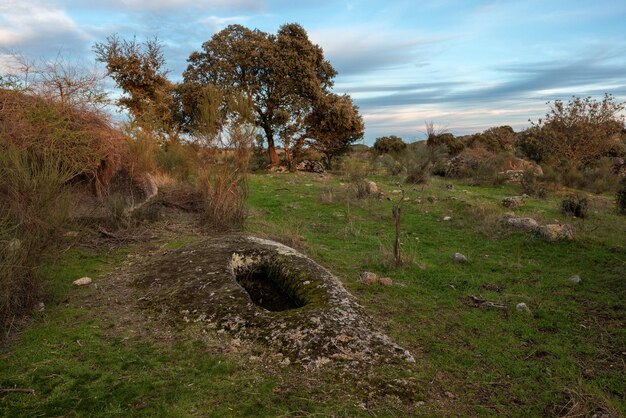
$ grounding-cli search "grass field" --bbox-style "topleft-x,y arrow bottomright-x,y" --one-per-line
1,173 -> 624,416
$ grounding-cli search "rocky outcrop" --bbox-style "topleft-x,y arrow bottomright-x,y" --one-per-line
134,235 -> 414,367
505,217 -> 540,231
296,160 -> 325,173
537,224 -> 575,242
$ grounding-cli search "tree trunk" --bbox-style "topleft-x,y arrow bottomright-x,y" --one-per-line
263,124 -> 280,166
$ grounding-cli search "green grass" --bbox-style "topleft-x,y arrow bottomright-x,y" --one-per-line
1,173 -> 624,416
246,173 -> 626,416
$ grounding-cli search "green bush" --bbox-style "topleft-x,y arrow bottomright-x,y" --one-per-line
560,194 -> 589,218
373,136 -> 406,155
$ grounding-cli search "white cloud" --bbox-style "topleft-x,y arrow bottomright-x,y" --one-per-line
78,0 -> 263,12
310,26 -> 442,76
0,1 -> 87,48
197,15 -> 252,32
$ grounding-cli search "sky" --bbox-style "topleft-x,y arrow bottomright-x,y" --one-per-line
1,0 -> 625,144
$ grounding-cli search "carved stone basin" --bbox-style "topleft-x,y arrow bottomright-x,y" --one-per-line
134,235 -> 414,366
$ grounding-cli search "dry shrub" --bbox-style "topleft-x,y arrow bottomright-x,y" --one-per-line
123,123 -> 159,176
0,146 -> 72,332
446,145 -> 509,185
341,154 -> 372,199
543,158 -> 620,194
197,165 -> 247,230
156,139 -> 199,183
552,386 -> 619,418
461,201 -> 506,238
197,121 -> 254,231
0,90 -> 124,197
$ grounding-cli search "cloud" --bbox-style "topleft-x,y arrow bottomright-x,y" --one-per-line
197,15 -> 252,33
65,0 -> 263,12
355,54 -> 626,109
310,27 -> 441,76
0,1 -> 91,60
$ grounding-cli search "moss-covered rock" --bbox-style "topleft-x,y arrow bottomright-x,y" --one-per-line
133,234 -> 414,367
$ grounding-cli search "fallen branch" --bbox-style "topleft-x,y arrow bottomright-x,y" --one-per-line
0,387 -> 35,395
469,295 -> 507,309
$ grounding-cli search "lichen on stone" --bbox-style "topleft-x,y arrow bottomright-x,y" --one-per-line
133,234 -> 415,367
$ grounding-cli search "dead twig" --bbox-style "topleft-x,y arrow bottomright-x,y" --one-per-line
0,387 -> 35,395
469,295 -> 507,309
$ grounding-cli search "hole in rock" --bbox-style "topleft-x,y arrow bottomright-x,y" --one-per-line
235,264 -> 305,312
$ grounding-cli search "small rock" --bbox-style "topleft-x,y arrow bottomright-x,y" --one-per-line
538,224 -> 575,242
516,302 -> 531,314
379,277 -> 393,286
390,189 -> 402,194
427,196 -> 438,203
452,253 -> 468,263
505,217 -> 540,231
416,401 -> 425,406
73,277 -> 92,286
443,216 -> 452,221
446,184 -> 454,190
569,274 -> 581,284
63,231 -> 79,238
359,271 -> 378,285
502,196 -> 525,208
37,302 -> 45,312
366,181 -> 378,193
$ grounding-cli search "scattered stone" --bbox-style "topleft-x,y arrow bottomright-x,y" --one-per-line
443,216 -> 452,221
446,183 -> 454,190
502,196 -> 525,208
36,302 -> 45,312
359,271 -> 378,285
427,196 -> 438,203
63,231 -> 79,238
452,253 -> 468,263
7,238 -> 21,252
379,277 -> 393,286
296,160 -> 325,173
538,224 -> 575,242
366,181 -> 378,194
268,165 -> 288,173
505,217 -> 540,231
390,189 -> 402,194
516,302 -> 532,314
73,277 -> 92,286
569,274 -> 582,284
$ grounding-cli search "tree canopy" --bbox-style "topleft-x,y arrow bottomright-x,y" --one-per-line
182,23 -> 341,165
93,35 -> 177,137
529,94 -> 625,166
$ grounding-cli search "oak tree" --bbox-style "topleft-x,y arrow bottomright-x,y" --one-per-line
182,23 -> 337,165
